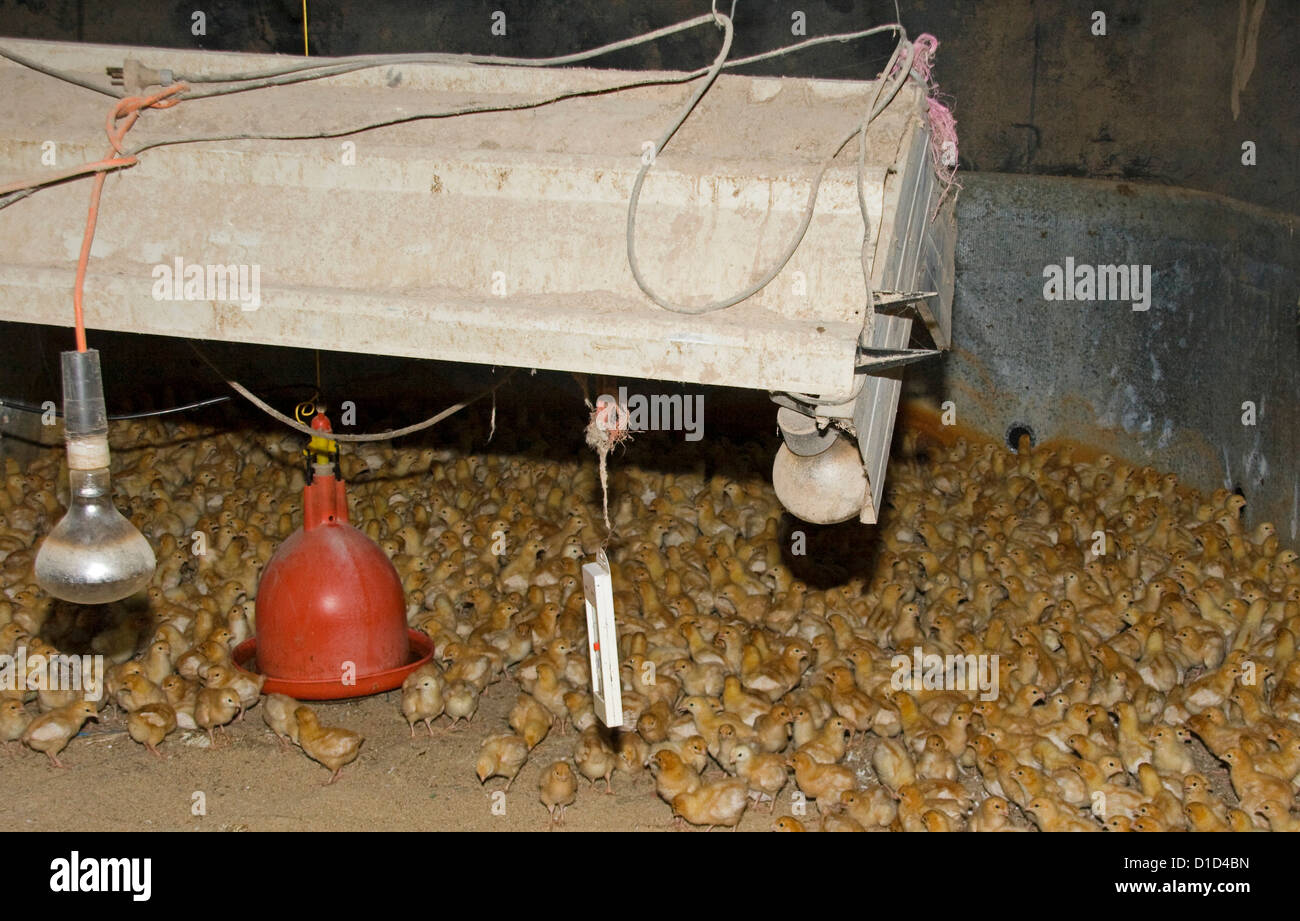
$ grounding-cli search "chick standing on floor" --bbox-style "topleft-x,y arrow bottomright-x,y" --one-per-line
539,760 -> 578,828
295,706 -> 364,784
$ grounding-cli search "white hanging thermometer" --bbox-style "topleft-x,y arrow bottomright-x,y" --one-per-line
583,547 -> 623,728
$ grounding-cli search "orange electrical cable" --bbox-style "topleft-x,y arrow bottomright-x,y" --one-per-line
68,83 -> 187,351
71,169 -> 106,352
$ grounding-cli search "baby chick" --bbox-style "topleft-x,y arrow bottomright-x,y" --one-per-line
917,732 -> 958,782
1184,802 -> 1231,832
840,786 -> 898,828
1,698 -> 30,752
1221,747 -> 1293,822
730,743 -> 788,812
672,777 -> 749,831
615,731 -> 649,783
1256,801 -> 1300,833
116,673 -> 168,713
753,703 -> 793,753
401,668 -> 445,737
509,693 -> 553,750
443,680 -> 480,730
295,706 -> 365,784
539,760 -> 578,829
871,738 -> 917,792
649,749 -> 701,805
195,687 -> 242,746
1025,796 -> 1101,832
476,733 -> 530,790
127,703 -> 178,758
574,725 -> 618,793
140,640 -> 173,685
790,751 -> 855,810
262,693 -> 302,750
21,699 -> 98,767
821,812 -> 868,832
968,796 -> 1017,832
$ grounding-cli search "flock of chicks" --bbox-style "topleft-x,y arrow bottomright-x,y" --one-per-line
1,395 -> 1298,831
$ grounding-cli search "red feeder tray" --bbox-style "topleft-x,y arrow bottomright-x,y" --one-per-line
232,630 -> 433,700
231,426 -> 432,699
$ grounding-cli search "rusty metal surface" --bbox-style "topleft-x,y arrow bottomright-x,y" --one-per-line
908,172 -> 1299,537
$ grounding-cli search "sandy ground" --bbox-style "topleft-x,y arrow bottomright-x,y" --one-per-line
3,677 -> 784,832
3,672 -> 1235,833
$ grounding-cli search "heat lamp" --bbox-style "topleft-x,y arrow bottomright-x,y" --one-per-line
34,350 -> 157,604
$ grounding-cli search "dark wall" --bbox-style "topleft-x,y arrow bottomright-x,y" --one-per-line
1,0 -> 1295,212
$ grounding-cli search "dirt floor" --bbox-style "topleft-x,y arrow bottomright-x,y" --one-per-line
5,676 -> 781,832
2,672 -> 1235,833
6,678 -> 652,832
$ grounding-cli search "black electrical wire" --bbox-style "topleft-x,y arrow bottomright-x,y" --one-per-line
0,394 -> 231,420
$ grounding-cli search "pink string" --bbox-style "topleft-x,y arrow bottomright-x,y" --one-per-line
897,32 -> 960,208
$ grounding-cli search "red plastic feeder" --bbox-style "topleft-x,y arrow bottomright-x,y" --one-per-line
232,416 -> 432,700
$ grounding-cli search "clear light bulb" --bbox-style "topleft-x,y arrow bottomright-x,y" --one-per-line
34,349 -> 156,604
35,467 -> 156,603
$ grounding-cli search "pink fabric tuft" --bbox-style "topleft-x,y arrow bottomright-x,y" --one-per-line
893,32 -> 960,208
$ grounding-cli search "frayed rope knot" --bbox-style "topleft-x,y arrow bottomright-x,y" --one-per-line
585,395 -> 633,532
895,32 -> 960,210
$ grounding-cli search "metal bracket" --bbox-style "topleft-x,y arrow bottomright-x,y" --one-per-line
870,290 -> 951,351
855,345 -> 942,372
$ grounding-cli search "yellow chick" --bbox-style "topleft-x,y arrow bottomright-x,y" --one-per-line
871,737 -> 917,792
968,796 -> 1017,832
650,749 -> 702,805
753,703 -> 793,753
443,680 -> 480,730
201,663 -> 264,712
21,699 -> 98,767
401,668 -> 445,737
115,674 -> 168,713
476,733 -> 530,790
295,706 -> 364,784
1184,802 -> 1231,832
672,778 -> 749,831
1024,796 -> 1100,832
195,687 -> 242,746
1,698 -> 31,750
1221,747 -> 1293,820
840,786 -> 898,828
509,693 -> 552,750
140,640 -> 173,685
127,703 -> 178,758
1257,801 -> 1300,833
262,693 -> 301,749
730,743 -> 788,812
573,725 -> 618,793
790,751 -> 855,808
539,760 -> 578,829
